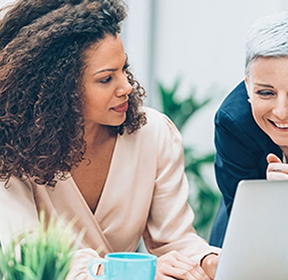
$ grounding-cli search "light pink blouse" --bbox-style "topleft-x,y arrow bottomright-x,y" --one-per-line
0,107 -> 219,279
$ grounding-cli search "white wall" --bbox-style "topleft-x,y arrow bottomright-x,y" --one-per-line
125,0 -> 288,156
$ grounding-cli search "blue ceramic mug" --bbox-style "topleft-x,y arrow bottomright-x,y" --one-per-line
88,252 -> 157,280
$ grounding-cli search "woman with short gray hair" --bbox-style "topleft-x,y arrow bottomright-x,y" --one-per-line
210,12 -> 288,248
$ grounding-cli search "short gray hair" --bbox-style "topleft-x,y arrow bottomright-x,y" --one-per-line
245,12 -> 288,76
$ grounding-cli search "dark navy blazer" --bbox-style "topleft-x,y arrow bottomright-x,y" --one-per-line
209,81 -> 282,248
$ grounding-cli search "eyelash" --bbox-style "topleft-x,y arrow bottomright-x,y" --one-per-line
256,90 -> 275,97
100,76 -> 112,84
99,63 -> 130,84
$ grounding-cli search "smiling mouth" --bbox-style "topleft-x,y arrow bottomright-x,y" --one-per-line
112,101 -> 128,113
269,120 -> 288,129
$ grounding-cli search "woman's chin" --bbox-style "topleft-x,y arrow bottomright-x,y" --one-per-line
271,137 -> 288,148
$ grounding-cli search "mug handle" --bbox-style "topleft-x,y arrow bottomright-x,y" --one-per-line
88,258 -> 109,279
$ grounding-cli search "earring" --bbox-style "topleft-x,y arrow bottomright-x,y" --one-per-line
247,98 -> 252,103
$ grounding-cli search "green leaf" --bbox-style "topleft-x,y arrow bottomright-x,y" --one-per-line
14,264 -> 36,279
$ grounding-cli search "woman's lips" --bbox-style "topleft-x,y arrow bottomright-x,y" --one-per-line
112,101 -> 128,113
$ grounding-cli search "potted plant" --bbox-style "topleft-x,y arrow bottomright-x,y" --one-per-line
0,212 -> 82,280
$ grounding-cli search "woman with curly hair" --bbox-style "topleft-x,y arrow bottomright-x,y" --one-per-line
0,0 -> 219,279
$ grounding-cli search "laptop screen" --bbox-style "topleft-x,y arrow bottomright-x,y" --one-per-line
215,179 -> 288,280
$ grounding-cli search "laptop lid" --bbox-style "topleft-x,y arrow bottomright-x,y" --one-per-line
214,179 -> 288,280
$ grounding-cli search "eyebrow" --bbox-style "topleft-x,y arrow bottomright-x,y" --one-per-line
254,83 -> 274,89
94,68 -> 117,75
93,54 -> 128,76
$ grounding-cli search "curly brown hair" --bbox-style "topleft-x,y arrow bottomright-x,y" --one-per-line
0,0 -> 147,186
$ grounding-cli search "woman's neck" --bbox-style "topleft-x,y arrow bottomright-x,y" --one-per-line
84,124 -> 116,150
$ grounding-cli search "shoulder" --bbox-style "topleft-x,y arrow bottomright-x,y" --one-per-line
216,81 -> 252,125
121,107 -> 182,151
141,107 -> 182,140
0,176 -> 33,196
216,81 -> 262,136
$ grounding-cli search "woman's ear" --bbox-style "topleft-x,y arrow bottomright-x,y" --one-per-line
244,75 -> 252,102
244,75 -> 249,91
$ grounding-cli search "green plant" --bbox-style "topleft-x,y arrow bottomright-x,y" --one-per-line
0,212 -> 82,280
158,79 -> 221,240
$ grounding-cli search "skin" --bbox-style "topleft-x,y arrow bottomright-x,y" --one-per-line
75,34 -> 217,279
155,251 -> 218,280
72,34 -> 132,214
245,56 -> 288,180
266,153 -> 288,180
200,254 -> 219,279
81,34 -> 132,129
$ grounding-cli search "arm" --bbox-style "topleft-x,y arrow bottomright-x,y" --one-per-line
210,108 -> 270,247
214,110 -> 266,214
143,113 -> 220,279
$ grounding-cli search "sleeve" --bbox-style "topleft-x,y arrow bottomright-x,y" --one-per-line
0,177 -> 40,251
143,113 -> 220,263
214,109 -> 266,215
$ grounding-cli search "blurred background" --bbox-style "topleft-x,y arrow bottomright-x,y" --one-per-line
122,0 -> 288,240
1,0 -> 287,240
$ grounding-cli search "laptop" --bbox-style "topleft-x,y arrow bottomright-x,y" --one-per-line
214,179 -> 288,280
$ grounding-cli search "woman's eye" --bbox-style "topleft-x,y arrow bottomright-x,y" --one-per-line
99,76 -> 112,84
256,90 -> 274,96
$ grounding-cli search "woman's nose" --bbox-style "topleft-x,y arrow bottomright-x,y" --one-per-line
116,74 -> 132,97
273,98 -> 288,120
